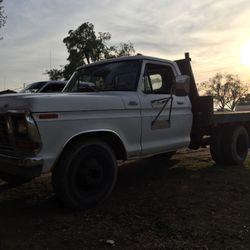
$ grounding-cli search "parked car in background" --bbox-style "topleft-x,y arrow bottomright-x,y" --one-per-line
235,102 -> 250,111
20,80 -> 66,93
0,89 -> 17,95
235,95 -> 250,111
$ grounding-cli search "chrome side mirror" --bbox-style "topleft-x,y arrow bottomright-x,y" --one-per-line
173,75 -> 190,96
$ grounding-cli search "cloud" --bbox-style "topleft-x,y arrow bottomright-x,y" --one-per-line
0,0 -> 250,90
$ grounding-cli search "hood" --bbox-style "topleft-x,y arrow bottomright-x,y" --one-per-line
0,92 -> 125,113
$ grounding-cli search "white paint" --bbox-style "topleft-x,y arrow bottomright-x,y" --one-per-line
0,57 -> 193,174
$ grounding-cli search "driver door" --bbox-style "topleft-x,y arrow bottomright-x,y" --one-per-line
139,61 -> 192,155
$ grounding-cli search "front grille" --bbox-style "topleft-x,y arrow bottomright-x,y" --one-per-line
0,115 -> 11,149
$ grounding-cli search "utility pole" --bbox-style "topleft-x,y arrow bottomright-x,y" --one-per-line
3,76 -> 6,90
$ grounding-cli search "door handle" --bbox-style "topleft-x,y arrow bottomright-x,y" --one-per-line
151,97 -> 170,104
155,100 -> 166,104
128,101 -> 138,106
177,101 -> 184,105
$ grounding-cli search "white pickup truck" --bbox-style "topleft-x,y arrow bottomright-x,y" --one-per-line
0,53 -> 250,209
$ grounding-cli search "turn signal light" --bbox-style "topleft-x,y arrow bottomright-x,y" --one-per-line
39,113 -> 58,119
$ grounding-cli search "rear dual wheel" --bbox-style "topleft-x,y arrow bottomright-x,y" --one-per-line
210,126 -> 249,165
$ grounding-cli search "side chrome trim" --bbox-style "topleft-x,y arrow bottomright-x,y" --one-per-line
0,153 -> 43,178
0,153 -> 43,167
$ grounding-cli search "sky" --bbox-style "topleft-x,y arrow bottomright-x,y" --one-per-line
0,0 -> 250,91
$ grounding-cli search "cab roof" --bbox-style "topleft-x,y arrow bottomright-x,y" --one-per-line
76,55 -> 176,71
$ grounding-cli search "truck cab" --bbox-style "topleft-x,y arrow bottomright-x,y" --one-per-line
63,56 -> 192,156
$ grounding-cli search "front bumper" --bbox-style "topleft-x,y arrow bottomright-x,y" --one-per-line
0,153 -> 43,179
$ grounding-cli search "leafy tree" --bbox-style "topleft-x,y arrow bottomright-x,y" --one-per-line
0,0 -> 7,40
62,22 -> 136,79
200,73 -> 248,111
44,68 -> 64,80
117,42 -> 135,56
45,22 -> 136,80
106,41 -> 135,58
63,49 -> 84,80
63,22 -> 111,65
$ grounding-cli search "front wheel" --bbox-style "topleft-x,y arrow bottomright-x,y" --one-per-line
52,139 -> 117,210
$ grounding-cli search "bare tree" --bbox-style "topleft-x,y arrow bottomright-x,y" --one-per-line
44,68 -> 64,80
199,73 -> 248,111
106,41 -> 135,58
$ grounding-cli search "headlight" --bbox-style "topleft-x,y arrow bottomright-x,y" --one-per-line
17,119 -> 28,135
9,112 -> 42,152
11,115 -> 28,136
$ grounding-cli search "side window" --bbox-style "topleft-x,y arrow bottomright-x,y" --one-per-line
42,83 -> 65,93
143,64 -> 174,94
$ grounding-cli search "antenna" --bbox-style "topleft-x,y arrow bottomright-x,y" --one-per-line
49,49 -> 52,70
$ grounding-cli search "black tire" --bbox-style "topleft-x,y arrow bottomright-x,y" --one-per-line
210,131 -> 226,165
210,126 -> 249,165
52,139 -> 117,210
223,126 -> 249,165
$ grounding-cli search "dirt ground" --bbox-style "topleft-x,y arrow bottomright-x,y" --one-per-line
1,148 -> 250,250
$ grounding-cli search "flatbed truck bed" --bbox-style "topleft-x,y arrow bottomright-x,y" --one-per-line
176,53 -> 250,166
213,111 -> 250,125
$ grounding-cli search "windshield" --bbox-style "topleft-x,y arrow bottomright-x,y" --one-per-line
64,60 -> 141,92
20,81 -> 47,93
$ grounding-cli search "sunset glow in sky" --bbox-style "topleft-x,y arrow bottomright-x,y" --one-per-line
241,40 -> 250,67
0,0 -> 250,90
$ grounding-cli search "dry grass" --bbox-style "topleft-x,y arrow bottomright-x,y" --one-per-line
1,148 -> 250,249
